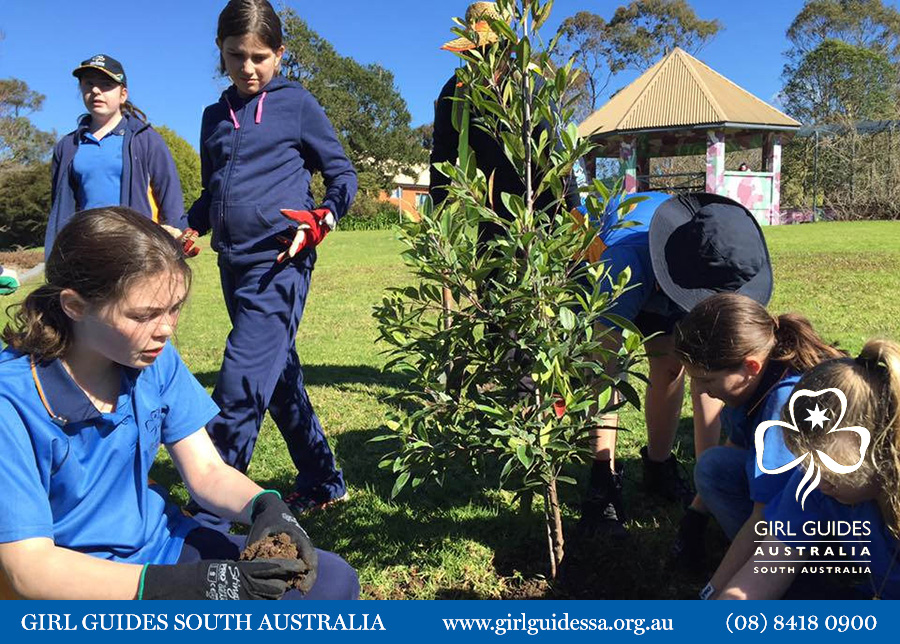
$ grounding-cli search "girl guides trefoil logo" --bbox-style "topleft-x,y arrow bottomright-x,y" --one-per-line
755,388 -> 871,510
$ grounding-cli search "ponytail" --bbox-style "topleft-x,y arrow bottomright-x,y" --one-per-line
858,340 -> 900,537
2,285 -> 72,360
771,313 -> 845,372
783,339 -> 900,538
675,293 -> 842,372
122,100 -> 148,123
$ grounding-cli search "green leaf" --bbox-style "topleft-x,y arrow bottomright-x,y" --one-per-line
516,444 -> 534,469
558,307 -> 576,331
603,314 -> 641,335
499,455 -> 518,484
391,471 -> 411,499
368,433 -> 398,443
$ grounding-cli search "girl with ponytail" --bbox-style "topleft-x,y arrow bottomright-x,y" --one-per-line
0,208 -> 357,600
672,293 -> 844,595
44,54 -> 187,259
718,339 -> 900,599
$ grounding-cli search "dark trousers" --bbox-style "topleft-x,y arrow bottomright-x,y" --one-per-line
178,527 -> 360,600
207,259 -> 345,496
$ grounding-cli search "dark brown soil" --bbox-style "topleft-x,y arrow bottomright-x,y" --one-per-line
0,249 -> 43,271
240,533 -> 311,591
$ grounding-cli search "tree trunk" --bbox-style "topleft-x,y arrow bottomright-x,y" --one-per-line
441,281 -> 453,331
543,477 -> 565,578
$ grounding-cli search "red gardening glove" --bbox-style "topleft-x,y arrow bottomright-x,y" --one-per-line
177,228 -> 201,257
277,208 -> 331,263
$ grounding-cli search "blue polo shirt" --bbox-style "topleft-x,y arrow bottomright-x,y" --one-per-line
721,361 -> 801,504
765,471 -> 900,599
594,191 -> 676,323
72,119 -> 126,210
0,342 -> 217,565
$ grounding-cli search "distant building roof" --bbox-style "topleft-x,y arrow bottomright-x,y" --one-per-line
393,164 -> 430,187
578,48 -> 801,139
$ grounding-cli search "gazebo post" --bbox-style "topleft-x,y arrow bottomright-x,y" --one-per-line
585,150 -> 597,183
763,133 -> 783,224
705,130 -> 726,195
636,138 -> 650,191
621,137 -> 638,194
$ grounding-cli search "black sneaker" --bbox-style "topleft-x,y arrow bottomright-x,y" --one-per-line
640,445 -> 694,507
670,507 -> 709,573
577,461 -> 627,539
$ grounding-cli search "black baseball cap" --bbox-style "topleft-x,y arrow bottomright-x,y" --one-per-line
648,193 -> 773,312
72,54 -> 127,87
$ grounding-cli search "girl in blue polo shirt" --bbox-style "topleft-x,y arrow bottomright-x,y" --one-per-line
186,0 -> 356,523
717,339 -> 900,599
673,293 -> 843,591
45,54 -> 187,259
0,207 -> 358,600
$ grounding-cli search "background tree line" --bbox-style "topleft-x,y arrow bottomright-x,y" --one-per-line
556,0 -> 900,220
5,0 -> 900,250
0,10 -> 427,250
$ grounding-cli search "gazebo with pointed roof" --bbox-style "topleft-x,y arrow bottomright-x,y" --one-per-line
578,47 -> 801,224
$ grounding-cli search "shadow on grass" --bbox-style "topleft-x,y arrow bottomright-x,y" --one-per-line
149,388 -> 721,599
193,364 -> 409,392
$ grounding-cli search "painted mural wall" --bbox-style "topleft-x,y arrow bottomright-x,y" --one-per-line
723,171 -> 776,225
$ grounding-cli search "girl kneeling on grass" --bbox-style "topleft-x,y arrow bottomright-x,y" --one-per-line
673,293 -> 843,593
716,339 -> 900,599
0,207 -> 358,600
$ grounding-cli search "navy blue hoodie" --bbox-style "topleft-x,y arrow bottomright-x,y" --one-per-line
188,76 -> 357,267
46,113 -> 187,259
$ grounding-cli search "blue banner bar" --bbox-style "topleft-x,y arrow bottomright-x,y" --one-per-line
1,600 -> 895,643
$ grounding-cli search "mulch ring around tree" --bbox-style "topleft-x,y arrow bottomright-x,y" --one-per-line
0,249 -> 43,271
240,533 -> 311,591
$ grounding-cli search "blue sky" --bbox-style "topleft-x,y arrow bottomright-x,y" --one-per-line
0,0 -> 857,149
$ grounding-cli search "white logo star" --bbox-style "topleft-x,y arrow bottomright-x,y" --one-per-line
804,404 -> 830,429
756,388 -> 871,509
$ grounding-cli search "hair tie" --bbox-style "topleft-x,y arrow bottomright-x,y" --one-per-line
856,353 -> 886,372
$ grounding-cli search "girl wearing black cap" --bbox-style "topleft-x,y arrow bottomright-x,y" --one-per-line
673,294 -> 842,591
44,54 -> 187,259
580,192 -> 777,538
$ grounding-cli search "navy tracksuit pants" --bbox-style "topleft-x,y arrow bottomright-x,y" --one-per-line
206,258 -> 346,500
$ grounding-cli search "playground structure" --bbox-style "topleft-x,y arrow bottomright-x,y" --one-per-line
578,48 -> 801,225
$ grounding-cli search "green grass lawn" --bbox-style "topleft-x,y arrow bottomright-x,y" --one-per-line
4,220 -> 900,599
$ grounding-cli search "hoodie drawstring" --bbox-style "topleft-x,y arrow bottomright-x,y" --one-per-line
224,96 -> 241,130
255,91 -> 267,124
224,91 -> 267,128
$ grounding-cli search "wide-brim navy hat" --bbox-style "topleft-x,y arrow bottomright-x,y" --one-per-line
72,54 -> 127,87
648,193 -> 773,312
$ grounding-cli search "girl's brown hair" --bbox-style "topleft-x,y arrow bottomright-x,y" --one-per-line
2,207 -> 191,361
783,340 -> 900,538
674,293 -> 844,373
216,0 -> 283,74
122,100 -> 148,123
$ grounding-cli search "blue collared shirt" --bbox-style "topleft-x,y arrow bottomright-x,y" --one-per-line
766,472 -> 899,599
594,191 -> 675,323
72,118 -> 126,210
721,361 -> 801,504
0,342 -> 217,565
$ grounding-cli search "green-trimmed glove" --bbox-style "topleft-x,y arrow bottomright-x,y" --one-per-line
140,559 -> 304,600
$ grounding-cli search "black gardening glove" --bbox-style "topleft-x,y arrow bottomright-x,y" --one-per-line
140,559 -> 305,600
247,491 -> 318,593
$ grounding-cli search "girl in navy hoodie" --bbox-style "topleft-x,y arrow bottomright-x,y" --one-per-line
46,54 -> 186,258
188,0 -> 357,523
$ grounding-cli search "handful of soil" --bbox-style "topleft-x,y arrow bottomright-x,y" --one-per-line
240,533 -> 311,591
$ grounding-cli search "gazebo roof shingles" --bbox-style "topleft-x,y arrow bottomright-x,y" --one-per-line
578,48 -> 801,138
